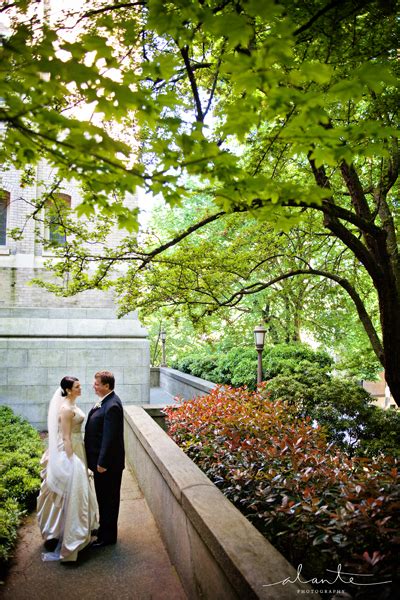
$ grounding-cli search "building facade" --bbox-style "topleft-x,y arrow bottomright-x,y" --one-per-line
0,161 -> 133,307
0,162 -> 150,428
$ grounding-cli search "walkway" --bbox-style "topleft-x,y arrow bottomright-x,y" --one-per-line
1,468 -> 187,600
149,387 -> 177,405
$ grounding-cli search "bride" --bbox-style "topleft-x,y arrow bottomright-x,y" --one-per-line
37,376 -> 98,562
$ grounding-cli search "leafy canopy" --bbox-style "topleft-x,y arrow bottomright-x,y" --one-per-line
2,0 -> 398,228
2,0 -> 400,403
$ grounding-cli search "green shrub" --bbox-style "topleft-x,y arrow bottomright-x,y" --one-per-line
268,372 -> 400,457
173,342 -> 332,390
173,343 -> 399,458
0,499 -> 21,564
165,387 -> 399,598
2,466 -> 41,506
188,355 -> 220,380
263,342 -> 332,379
173,346 -> 258,387
0,406 -> 43,577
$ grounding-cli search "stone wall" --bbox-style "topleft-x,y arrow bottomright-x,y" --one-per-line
0,268 -> 117,308
0,161 -> 138,258
150,366 -> 160,388
159,366 -> 216,399
0,307 -> 150,429
0,162 -> 150,430
124,406 -> 314,600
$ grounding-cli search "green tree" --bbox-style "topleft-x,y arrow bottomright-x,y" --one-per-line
1,1 -> 399,403
130,193 -> 381,381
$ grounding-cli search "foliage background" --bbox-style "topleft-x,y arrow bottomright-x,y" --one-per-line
140,192 -> 382,382
0,406 -> 43,579
165,387 -> 400,599
2,0 -> 398,399
172,342 -> 400,458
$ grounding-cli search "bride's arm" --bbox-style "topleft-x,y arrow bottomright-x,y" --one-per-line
60,406 -> 74,458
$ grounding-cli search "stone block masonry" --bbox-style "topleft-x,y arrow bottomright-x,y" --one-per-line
0,161 -> 138,257
0,162 -> 148,429
0,267 -> 117,308
0,307 -> 150,429
124,406 -> 317,599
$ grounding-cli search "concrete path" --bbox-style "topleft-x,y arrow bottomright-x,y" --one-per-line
149,387 -> 177,405
1,468 -> 187,600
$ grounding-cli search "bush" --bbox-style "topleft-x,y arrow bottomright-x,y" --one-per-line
0,499 -> 21,565
173,342 -> 400,457
173,342 -> 332,390
357,407 -> 400,457
165,387 -> 399,599
263,342 -> 333,380
268,372 -> 400,458
173,346 -> 258,387
0,406 -> 43,579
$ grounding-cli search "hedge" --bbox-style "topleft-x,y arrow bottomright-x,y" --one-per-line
165,387 -> 399,599
0,406 -> 43,579
172,342 -> 333,389
172,343 -> 400,458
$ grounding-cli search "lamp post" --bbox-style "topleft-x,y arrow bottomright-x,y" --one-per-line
254,324 -> 267,385
160,328 -> 167,367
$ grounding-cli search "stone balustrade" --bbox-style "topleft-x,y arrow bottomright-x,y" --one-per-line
158,366 -> 217,399
124,405 -> 316,600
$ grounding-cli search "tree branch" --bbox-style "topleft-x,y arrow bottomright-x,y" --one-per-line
306,154 -> 374,229
180,45 -> 204,122
340,161 -> 372,222
75,2 -> 146,25
305,155 -> 385,282
294,0 -> 343,36
8,118 -> 143,178
139,211 -> 225,267
204,47 -> 225,119
294,0 -> 371,37
320,210 -> 385,284
219,268 -> 384,365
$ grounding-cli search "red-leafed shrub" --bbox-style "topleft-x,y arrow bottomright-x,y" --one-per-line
164,386 -> 399,598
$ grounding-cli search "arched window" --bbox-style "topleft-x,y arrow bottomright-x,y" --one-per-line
0,189 -> 10,245
47,193 -> 71,245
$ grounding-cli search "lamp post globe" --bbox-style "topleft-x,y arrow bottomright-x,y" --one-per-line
160,329 -> 167,367
253,324 -> 267,385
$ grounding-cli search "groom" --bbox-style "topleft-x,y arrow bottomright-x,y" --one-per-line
85,370 -> 125,547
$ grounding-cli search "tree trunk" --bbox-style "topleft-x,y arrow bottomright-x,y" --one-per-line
378,284 -> 400,407
311,157 -> 400,407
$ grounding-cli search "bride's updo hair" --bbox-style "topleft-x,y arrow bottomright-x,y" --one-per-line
60,376 -> 79,397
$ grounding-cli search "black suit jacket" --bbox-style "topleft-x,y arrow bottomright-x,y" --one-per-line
85,391 -> 125,473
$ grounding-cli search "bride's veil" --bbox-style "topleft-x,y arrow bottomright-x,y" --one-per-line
47,387 -> 72,496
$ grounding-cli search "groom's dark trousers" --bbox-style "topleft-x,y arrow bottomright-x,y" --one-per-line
85,391 -> 125,544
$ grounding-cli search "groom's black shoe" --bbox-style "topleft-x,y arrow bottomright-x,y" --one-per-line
91,539 -> 116,548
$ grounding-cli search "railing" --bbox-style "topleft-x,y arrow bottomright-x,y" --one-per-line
152,366 -> 216,399
124,405 -> 316,600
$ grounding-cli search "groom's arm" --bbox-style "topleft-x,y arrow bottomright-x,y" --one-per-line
98,402 -> 123,470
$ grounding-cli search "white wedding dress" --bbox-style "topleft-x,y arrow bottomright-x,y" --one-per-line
37,405 -> 98,562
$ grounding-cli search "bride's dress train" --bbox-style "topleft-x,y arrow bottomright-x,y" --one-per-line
37,406 -> 98,562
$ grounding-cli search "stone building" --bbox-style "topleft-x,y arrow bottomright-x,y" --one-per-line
0,161 -> 132,306
362,371 -> 397,410
0,161 -> 150,428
